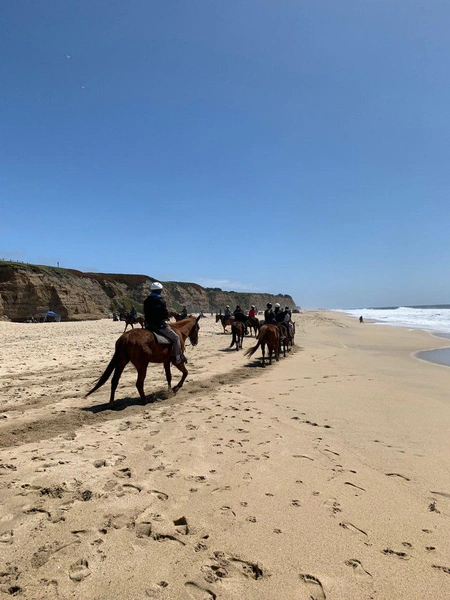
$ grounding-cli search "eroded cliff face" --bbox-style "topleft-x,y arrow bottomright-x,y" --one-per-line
0,262 -> 298,321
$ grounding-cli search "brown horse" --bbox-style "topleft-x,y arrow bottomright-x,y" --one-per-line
123,315 -> 145,332
230,321 -> 245,351
169,310 -> 184,322
215,313 -> 235,333
86,316 -> 201,406
246,316 -> 260,337
245,324 -> 279,367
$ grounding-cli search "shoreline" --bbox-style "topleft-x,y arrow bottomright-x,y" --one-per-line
336,310 -> 450,368
0,312 -> 449,599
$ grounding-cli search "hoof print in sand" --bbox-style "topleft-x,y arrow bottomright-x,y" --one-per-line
69,559 -> 91,581
0,530 -> 14,544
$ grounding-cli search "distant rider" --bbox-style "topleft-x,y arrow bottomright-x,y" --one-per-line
248,305 -> 256,319
234,305 -> 248,334
274,303 -> 285,323
224,305 -> 232,318
130,305 -> 138,321
264,303 -> 277,324
144,282 -> 187,364
180,306 -> 188,319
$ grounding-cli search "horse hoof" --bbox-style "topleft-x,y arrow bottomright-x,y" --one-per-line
172,386 -> 179,394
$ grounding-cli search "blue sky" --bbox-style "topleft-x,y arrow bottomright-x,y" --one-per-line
2,1 -> 449,308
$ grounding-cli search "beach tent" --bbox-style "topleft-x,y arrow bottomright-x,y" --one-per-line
43,310 -> 61,322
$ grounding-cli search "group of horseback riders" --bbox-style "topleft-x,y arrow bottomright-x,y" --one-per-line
221,302 -> 294,342
119,283 -> 294,365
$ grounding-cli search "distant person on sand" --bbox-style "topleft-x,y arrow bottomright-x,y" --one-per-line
144,282 -> 187,364
359,315 -> 364,323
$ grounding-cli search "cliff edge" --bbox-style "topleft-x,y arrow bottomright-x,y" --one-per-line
0,262 -> 298,321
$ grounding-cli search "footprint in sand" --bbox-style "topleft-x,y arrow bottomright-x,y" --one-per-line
382,548 -> 409,560
149,490 -> 168,501
0,530 -> 14,544
185,581 -> 217,599
345,559 -> 373,577
69,558 -> 91,581
386,473 -> 410,481
432,565 -> 450,574
113,467 -> 131,479
145,581 -> 170,598
299,573 -> 326,599
339,522 -> 368,538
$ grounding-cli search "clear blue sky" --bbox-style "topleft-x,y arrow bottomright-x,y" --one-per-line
2,1 -> 449,308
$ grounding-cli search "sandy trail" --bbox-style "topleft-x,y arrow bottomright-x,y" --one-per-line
0,313 -> 449,599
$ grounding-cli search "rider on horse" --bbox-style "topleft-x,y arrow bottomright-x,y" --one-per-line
144,282 -> 187,364
234,305 -> 248,334
264,303 -> 277,324
265,303 -> 285,341
248,305 -> 256,319
224,305 -> 231,318
180,306 -> 188,319
130,305 -> 138,321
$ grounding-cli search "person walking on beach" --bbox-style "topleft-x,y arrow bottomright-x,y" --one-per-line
359,315 -> 364,323
144,282 -> 187,364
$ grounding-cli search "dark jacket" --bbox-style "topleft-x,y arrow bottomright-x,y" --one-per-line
144,293 -> 169,329
264,308 -> 276,324
275,309 -> 285,323
234,308 -> 247,323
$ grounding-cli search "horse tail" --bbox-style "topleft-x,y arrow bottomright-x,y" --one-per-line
85,353 -> 118,397
230,324 -> 237,348
245,326 -> 268,358
245,329 -> 263,357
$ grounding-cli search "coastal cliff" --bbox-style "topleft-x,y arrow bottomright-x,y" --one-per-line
0,262 -> 298,321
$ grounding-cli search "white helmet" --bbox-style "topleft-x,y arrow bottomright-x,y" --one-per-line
151,281 -> 163,291
275,303 -> 281,308
226,305 -> 230,308
251,305 -> 255,308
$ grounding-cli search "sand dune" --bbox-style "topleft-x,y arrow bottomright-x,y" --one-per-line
0,313 -> 449,599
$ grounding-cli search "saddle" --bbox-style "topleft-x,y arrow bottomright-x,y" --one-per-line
151,331 -> 172,345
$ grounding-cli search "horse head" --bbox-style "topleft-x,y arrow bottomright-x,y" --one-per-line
188,315 -> 201,346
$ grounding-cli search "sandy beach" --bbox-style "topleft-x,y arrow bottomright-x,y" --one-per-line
0,312 -> 449,599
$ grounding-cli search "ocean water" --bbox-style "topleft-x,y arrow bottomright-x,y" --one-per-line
338,305 -> 450,367
340,305 -> 450,335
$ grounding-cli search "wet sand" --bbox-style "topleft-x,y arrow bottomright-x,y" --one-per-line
0,312 -> 449,599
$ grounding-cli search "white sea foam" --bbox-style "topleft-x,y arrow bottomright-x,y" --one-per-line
338,306 -> 450,335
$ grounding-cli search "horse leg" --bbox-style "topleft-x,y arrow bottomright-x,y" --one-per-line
109,357 -> 129,406
135,365 -> 148,405
261,342 -> 266,367
164,361 -> 172,390
172,362 -> 188,394
123,322 -> 128,332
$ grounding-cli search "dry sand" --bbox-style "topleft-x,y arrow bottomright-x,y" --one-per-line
0,312 -> 449,599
